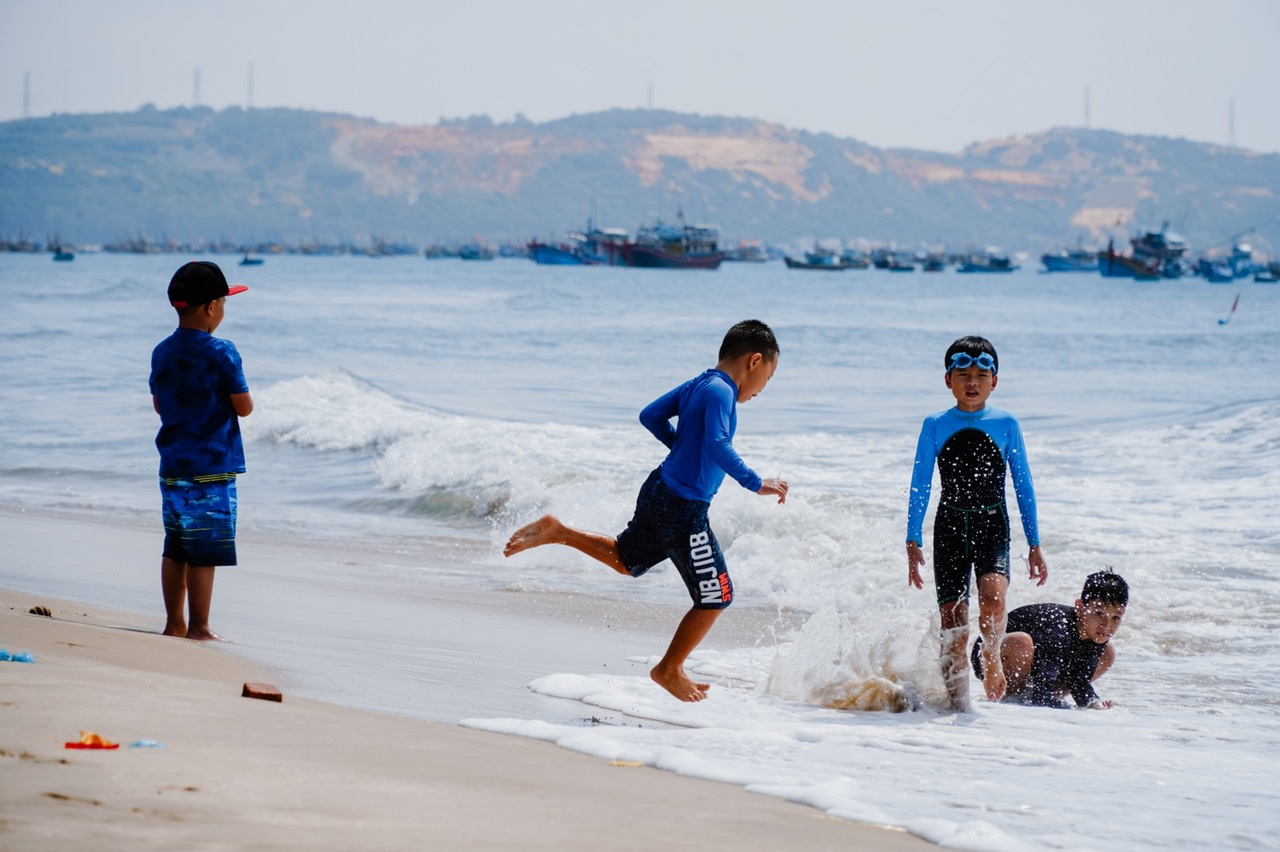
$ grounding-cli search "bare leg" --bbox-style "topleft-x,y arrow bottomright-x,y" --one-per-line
183,565 -> 219,640
651,608 -> 721,702
161,557 -> 188,637
939,600 -> 971,711
503,515 -> 629,575
998,632 -> 1035,696
976,571 -> 1010,701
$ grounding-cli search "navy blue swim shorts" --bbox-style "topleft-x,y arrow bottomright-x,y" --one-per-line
160,475 -> 238,567
932,501 -> 1010,606
616,468 -> 733,610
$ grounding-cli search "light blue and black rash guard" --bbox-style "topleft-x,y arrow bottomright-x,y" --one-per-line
906,405 -> 1039,547
639,368 -> 763,503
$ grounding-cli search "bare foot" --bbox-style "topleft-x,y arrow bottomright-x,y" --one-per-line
650,664 -> 710,702
185,627 -> 223,641
942,662 -> 973,713
981,645 -> 1007,701
162,622 -> 186,637
503,515 -> 562,557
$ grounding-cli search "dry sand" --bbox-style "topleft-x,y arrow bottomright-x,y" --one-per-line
0,588 -> 932,850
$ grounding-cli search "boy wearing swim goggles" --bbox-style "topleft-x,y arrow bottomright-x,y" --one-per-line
904,335 -> 1049,711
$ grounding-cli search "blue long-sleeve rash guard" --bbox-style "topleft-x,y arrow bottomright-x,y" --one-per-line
640,369 -> 763,503
907,405 -> 1040,546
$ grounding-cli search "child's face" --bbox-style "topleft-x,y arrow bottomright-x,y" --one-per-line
737,353 -> 778,403
944,365 -> 997,412
1076,600 -> 1125,644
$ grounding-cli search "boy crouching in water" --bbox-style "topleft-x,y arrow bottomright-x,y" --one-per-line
972,569 -> 1129,709
504,320 -> 788,702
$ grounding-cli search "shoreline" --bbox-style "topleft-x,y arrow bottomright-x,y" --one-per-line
0,509 -> 933,849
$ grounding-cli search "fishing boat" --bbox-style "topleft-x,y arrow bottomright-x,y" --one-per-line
784,247 -> 851,270
239,252 -> 264,266
1041,246 -> 1098,272
458,243 -> 497,261
528,220 -> 629,266
723,240 -> 769,263
921,253 -> 947,272
957,249 -> 1018,273
528,240 -> 600,265
841,249 -> 872,269
1126,223 -> 1189,278
617,215 -> 723,269
52,245 -> 75,262
1099,240 -> 1159,280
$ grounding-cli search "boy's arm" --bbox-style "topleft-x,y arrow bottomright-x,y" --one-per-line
230,391 -> 254,417
702,386 -> 763,494
1007,421 -> 1047,585
905,419 -> 936,546
153,394 -> 161,415
638,387 -> 680,449
905,420 -> 936,589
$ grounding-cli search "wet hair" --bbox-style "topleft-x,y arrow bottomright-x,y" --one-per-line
944,335 -> 998,374
719,319 -> 779,362
1081,568 -> 1129,607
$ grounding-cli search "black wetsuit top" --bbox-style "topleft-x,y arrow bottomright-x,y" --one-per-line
973,603 -> 1108,708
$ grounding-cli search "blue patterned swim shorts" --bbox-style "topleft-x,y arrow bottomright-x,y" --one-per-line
160,475 -> 238,566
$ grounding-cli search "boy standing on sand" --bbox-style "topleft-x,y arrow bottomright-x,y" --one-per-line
905,335 -> 1048,710
150,261 -> 253,640
504,320 -> 788,703
971,569 -> 1129,710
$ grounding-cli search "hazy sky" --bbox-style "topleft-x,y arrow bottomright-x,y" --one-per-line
3,0 -> 1278,154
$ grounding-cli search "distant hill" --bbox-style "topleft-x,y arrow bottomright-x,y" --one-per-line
2,105 -> 1277,253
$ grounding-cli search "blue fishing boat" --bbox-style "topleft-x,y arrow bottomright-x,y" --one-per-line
528,220 -> 629,266
1041,246 -> 1098,272
957,249 -> 1018,273
458,243 -> 496,261
784,246 -> 850,270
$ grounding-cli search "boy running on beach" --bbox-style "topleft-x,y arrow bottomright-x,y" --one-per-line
504,319 -> 788,702
905,335 -> 1048,710
971,569 -> 1128,709
150,261 -> 253,640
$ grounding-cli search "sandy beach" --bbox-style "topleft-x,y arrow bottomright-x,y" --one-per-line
0,512 -> 931,850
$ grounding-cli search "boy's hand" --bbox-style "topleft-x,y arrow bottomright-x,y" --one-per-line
757,478 -> 788,504
906,541 -> 925,589
1027,545 -> 1048,586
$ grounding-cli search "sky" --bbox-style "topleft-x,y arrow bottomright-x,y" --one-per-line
2,0 -> 1279,155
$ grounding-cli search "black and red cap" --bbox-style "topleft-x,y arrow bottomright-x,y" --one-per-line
168,260 -> 249,308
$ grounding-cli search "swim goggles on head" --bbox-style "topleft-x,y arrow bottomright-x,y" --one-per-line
948,352 -> 997,373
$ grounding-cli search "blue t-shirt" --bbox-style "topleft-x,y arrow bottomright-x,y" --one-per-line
906,405 -> 1039,546
149,328 -> 249,478
639,369 -> 763,503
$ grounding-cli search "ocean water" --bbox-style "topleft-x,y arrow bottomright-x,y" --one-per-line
1,253 -> 1277,850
